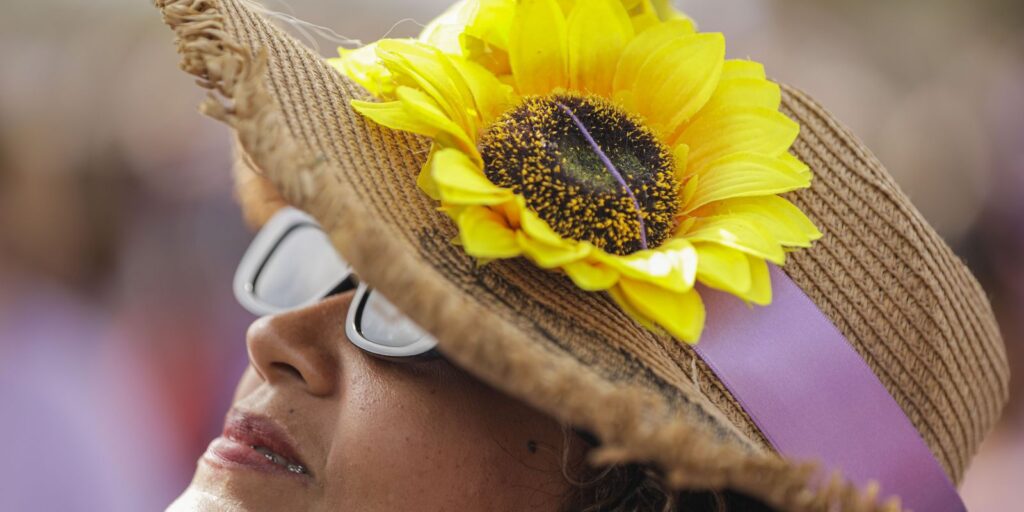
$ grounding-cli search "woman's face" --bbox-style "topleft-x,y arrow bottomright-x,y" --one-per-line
171,290 -> 573,512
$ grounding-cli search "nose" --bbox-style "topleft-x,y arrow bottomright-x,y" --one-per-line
245,291 -> 354,397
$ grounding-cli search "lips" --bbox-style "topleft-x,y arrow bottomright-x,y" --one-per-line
205,409 -> 311,478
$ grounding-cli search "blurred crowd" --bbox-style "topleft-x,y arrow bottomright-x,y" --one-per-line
0,0 -> 1021,510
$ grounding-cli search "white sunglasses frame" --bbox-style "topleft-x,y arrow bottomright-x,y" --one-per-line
233,207 -> 438,359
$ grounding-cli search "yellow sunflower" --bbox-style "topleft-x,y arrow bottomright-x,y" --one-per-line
329,0 -> 821,343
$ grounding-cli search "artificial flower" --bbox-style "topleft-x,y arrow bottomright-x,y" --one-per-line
329,0 -> 820,343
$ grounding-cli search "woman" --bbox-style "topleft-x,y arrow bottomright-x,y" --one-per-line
171,203 -> 771,511
156,0 -> 1008,510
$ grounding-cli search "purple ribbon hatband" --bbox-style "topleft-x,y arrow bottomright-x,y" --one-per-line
693,265 -> 965,511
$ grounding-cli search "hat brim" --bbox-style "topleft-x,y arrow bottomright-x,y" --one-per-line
156,0 -> 1007,509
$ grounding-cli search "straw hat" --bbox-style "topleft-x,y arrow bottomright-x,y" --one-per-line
155,0 -> 1009,509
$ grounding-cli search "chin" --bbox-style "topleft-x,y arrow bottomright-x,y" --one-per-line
167,486 -> 224,512
170,461 -> 310,512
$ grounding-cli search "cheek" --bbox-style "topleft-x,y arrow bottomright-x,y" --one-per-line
319,363 -> 568,511
325,374 -> 474,506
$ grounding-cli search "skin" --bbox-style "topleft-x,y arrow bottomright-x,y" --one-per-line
170,290 -> 576,512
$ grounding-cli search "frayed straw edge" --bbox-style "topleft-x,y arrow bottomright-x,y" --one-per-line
154,1 -> 904,510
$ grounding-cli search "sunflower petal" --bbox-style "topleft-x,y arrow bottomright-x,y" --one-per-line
695,241 -> 750,296
495,198 -> 523,230
676,106 -> 799,174
350,97 -> 433,138
607,285 -> 659,331
517,232 -> 591,268
376,40 -> 480,136
457,205 -> 522,258
465,0 -> 516,49
781,151 -> 812,179
680,175 -> 699,207
700,196 -> 822,248
595,238 -> 697,293
616,278 -> 706,343
566,0 -> 633,97
701,77 -> 781,113
519,204 -> 574,247
625,1 -> 658,33
685,152 -> 811,212
417,146 -> 442,200
456,1 -> 517,76
564,259 -> 620,291
432,148 -> 512,205
720,59 -> 766,81
509,0 -> 568,95
613,19 -> 696,95
330,44 -> 395,98
744,255 -> 772,305
630,33 -> 726,136
684,215 -> 785,264
448,57 -> 518,126
694,243 -> 771,304
403,85 -> 478,153
418,0 -> 473,54
351,87 -> 477,158
674,143 -> 693,187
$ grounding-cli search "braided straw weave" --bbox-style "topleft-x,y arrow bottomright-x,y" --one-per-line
155,0 -> 1009,509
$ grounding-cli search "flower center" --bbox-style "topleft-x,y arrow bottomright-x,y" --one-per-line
480,93 -> 679,255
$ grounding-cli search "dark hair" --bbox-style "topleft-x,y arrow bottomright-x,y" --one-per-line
559,429 -> 776,512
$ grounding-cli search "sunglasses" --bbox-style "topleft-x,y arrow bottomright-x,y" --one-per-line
233,207 -> 438,358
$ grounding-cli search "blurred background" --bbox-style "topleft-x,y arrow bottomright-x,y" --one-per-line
0,0 -> 1021,509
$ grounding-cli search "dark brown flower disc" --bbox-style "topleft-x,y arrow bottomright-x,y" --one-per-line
480,93 -> 679,255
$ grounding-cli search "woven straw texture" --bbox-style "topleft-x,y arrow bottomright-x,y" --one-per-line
155,0 -> 1009,509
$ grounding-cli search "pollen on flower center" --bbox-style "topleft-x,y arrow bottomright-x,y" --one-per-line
480,93 -> 679,256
